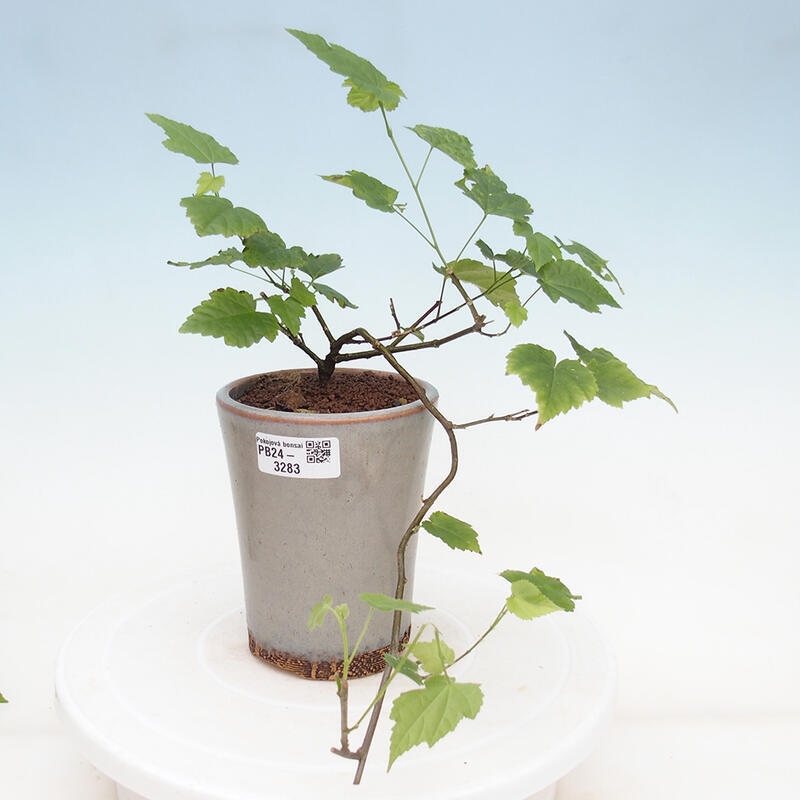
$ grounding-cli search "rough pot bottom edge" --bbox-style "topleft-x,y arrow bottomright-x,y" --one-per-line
248,628 -> 412,681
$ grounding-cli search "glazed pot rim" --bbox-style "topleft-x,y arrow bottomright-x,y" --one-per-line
216,368 -> 438,425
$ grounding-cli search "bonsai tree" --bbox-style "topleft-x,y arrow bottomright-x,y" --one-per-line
149,28 -> 674,783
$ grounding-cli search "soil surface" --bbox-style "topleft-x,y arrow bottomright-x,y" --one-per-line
236,370 -> 421,413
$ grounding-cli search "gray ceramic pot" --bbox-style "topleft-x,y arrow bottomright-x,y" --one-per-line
217,369 -> 438,680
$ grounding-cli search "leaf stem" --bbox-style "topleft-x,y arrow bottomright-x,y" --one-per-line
379,105 -> 483,327
450,606 -> 509,668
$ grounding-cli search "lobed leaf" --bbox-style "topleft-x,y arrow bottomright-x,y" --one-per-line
506,344 -> 598,426
565,333 -> 677,411
147,114 -> 238,165
195,171 -> 225,196
168,247 -> 243,270
475,239 -> 495,260
449,259 -> 527,326
299,253 -> 345,280
265,294 -> 306,337
179,288 -> 279,347
421,511 -> 482,554
409,125 -> 477,169
500,568 -> 580,612
388,676 -> 483,769
456,166 -> 532,220
307,595 -> 333,630
180,195 -> 266,238
289,276 -> 317,308
505,580 -> 563,619
313,282 -> 358,309
242,230 -> 306,270
407,638 -> 455,676
384,653 -> 424,685
559,239 -> 622,291
494,248 -> 533,272
513,222 -> 562,271
536,259 -> 621,313
322,171 -> 399,213
287,29 -> 405,112
358,593 -> 433,614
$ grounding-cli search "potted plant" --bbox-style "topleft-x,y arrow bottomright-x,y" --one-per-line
149,28 -> 674,782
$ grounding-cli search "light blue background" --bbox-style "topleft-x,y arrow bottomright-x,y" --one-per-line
2,1 -> 799,796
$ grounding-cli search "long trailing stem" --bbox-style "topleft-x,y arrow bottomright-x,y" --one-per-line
348,327 -> 460,784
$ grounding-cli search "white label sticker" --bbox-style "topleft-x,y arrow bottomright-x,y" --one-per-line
256,432 -> 341,479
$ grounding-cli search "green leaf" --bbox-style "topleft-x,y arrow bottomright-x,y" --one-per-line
407,638 -> 455,675
421,511 -> 482,554
537,259 -> 621,312
322,171 -> 399,213
195,171 -> 225,196
565,333 -> 677,412
147,114 -> 238,165
0,691 -> 7,703
500,568 -> 580,612
358,593 -> 433,614
475,239 -> 495,260
505,580 -> 563,619
384,654 -> 424,685
449,259 -> 527,326
409,125 -> 477,168
515,225 -> 562,271
494,248 -> 532,272
313,282 -> 358,309
289,276 -> 317,308
389,676 -> 483,769
287,29 -> 405,112
241,230 -> 303,270
456,166 -> 532,220
308,595 -> 333,630
506,344 -> 598,426
180,196 -> 266,238
168,247 -> 243,270
299,253 -> 345,280
265,294 -> 306,336
179,288 -> 279,347
559,239 -> 622,291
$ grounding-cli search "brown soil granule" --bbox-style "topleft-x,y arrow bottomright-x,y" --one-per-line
235,370 -> 421,413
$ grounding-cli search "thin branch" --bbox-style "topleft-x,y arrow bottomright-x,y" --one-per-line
449,606 -> 508,668
389,298 -> 402,332
335,322 -> 484,365
452,409 -> 539,429
387,300 -> 441,347
311,304 -> 337,346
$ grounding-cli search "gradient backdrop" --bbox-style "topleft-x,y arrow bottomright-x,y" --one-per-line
2,1 -> 799,797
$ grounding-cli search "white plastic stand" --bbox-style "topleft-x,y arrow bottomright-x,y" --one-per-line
55,566 -> 615,800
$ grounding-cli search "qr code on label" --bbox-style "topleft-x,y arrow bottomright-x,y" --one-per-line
306,440 -> 332,464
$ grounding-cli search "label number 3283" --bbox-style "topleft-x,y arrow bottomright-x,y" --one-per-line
273,461 -> 300,475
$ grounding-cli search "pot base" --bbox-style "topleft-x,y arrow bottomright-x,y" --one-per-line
248,628 -> 411,680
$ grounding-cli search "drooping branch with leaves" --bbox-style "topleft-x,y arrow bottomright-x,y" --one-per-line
149,27 -> 674,784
